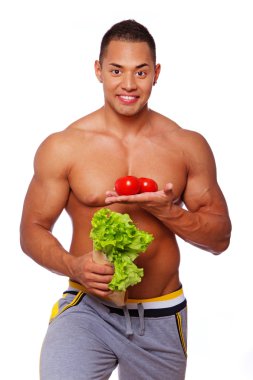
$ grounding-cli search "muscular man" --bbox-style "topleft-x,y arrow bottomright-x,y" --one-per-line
20,20 -> 231,380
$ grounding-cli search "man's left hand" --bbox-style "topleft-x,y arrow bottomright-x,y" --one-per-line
105,182 -> 176,214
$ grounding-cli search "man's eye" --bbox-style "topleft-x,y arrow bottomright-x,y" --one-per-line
112,69 -> 121,75
136,71 -> 146,78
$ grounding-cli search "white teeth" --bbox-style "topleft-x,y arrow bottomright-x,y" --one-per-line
120,96 -> 136,100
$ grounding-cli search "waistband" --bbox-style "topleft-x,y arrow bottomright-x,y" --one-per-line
68,280 -> 186,317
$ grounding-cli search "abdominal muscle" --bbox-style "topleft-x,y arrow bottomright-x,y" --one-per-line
66,195 -> 181,299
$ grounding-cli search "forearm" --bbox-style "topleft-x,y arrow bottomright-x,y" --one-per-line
20,223 -> 74,277
20,223 -> 114,298
148,203 -> 231,254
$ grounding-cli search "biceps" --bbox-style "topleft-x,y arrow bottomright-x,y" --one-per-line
182,134 -> 229,214
183,177 -> 228,215
21,176 -> 70,229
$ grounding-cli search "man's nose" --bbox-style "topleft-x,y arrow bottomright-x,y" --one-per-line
121,73 -> 137,91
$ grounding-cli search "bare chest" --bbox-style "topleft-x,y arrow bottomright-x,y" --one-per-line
67,136 -> 187,207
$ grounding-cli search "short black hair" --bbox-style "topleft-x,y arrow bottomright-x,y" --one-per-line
99,19 -> 156,64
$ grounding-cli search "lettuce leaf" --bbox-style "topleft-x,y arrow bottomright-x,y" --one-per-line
90,208 -> 154,291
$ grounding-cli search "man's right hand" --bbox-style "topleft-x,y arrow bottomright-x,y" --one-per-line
70,252 -> 114,298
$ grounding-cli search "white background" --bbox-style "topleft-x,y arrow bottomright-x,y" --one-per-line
1,1 -> 252,379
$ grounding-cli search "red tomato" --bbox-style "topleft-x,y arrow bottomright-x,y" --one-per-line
138,177 -> 158,193
115,176 -> 140,195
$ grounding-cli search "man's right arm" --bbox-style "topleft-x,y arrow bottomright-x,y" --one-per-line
20,133 -> 74,276
20,133 -> 114,297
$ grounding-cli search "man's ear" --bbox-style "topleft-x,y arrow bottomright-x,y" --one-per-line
94,60 -> 103,83
153,63 -> 161,85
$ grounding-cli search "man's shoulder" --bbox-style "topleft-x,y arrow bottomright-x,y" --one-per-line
151,111 -> 179,131
151,111 -> 205,142
173,128 -> 211,158
39,110 -> 101,148
67,109 -> 102,133
36,129 -> 76,155
174,127 -> 206,143
33,117 -> 94,176
151,112 -> 212,162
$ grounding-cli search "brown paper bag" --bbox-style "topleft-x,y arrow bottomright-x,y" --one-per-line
92,250 -> 127,306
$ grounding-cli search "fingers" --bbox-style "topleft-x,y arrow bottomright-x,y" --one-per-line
71,254 -> 115,298
91,262 -> 114,275
88,272 -> 114,284
92,288 -> 113,297
105,190 -> 118,197
88,280 -> 113,293
87,272 -> 114,296
105,184 -> 174,205
84,266 -> 114,296
87,282 -> 113,297
105,192 -> 151,204
89,259 -> 114,278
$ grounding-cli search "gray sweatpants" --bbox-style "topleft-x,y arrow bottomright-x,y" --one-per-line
40,283 -> 187,380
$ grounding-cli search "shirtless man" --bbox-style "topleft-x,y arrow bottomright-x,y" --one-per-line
20,20 -> 231,380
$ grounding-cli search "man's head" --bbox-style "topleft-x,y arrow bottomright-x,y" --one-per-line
95,20 -> 160,117
99,19 -> 156,65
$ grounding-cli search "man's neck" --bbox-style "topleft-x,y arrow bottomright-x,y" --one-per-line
101,105 -> 152,139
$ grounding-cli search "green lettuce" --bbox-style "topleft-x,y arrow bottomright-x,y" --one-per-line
90,208 -> 154,291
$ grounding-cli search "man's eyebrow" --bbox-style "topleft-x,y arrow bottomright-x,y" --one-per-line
136,63 -> 150,69
109,63 -> 123,68
109,63 -> 150,69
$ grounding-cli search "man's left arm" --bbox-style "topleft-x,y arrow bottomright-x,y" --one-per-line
105,133 -> 232,255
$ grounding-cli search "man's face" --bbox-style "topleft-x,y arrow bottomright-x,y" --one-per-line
95,40 -> 160,117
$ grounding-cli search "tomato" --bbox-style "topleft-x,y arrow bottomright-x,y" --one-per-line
138,177 -> 158,193
115,176 -> 140,195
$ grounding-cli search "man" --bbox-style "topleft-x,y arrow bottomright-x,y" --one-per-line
20,20 -> 231,380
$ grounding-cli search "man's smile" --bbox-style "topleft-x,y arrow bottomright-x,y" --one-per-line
117,95 -> 139,104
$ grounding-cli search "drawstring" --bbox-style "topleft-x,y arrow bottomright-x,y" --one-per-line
123,306 -> 133,336
123,304 -> 145,336
137,303 -> 145,336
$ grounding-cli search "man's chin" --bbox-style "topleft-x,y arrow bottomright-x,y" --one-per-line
115,104 -> 147,117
